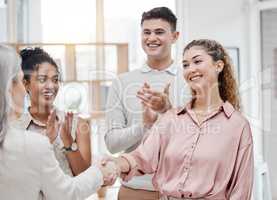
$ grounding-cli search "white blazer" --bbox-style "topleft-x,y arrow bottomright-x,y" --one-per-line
0,126 -> 103,200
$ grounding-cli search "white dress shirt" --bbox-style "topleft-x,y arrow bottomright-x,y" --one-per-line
0,125 -> 103,200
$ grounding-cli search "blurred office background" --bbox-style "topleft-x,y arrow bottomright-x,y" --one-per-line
1,0 -> 277,199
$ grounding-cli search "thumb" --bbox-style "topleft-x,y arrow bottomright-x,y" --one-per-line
163,83 -> 170,95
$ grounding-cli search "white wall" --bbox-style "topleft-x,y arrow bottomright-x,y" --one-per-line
26,0 -> 42,42
261,9 -> 277,200
0,0 -> 42,43
0,7 -> 7,42
181,0 -> 250,85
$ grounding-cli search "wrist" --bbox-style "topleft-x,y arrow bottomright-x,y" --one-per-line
62,140 -> 78,153
62,136 -> 73,148
143,122 -> 153,130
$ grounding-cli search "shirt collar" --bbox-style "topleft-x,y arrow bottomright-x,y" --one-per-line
16,111 -> 34,130
18,110 -> 46,130
140,61 -> 177,75
177,101 -> 235,118
17,108 -> 64,130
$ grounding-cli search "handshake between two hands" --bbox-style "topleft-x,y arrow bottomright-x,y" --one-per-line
97,156 -> 129,186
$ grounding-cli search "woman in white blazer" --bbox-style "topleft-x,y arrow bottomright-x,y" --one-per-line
0,45 -> 117,200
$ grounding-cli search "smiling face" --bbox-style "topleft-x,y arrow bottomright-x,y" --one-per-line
182,46 -> 223,93
24,62 -> 60,109
141,19 -> 178,60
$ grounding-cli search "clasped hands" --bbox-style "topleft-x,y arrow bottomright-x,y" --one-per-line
97,156 -> 130,186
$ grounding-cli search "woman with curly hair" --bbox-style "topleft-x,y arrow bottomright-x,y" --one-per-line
15,47 -> 91,177
110,39 -> 254,200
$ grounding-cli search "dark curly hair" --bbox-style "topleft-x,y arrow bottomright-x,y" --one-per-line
20,47 -> 60,82
184,39 -> 241,110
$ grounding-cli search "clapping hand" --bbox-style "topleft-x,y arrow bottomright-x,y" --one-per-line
59,112 -> 74,148
46,110 -> 59,143
137,82 -> 172,113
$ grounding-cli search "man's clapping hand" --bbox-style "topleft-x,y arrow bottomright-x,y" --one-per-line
137,82 -> 172,114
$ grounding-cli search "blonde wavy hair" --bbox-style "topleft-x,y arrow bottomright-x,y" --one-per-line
183,39 -> 240,110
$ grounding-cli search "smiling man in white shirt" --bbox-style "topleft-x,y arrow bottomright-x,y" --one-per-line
104,7 -> 186,200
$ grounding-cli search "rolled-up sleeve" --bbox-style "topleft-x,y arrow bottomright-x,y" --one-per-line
228,122 -> 254,200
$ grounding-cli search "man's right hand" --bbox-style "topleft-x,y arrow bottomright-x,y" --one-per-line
137,82 -> 172,113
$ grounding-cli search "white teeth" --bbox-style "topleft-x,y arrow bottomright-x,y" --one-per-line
147,44 -> 160,47
43,92 -> 54,97
190,75 -> 202,81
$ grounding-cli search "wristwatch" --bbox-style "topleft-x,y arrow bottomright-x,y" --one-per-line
62,141 -> 78,153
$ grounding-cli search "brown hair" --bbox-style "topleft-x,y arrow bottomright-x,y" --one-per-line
183,39 -> 240,110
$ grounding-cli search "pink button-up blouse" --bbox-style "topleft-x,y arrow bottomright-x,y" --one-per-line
121,101 -> 254,200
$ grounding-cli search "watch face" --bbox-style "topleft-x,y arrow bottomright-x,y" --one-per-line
71,142 -> 78,151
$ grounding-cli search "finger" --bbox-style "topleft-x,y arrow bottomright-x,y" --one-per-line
47,109 -> 57,124
57,121 -> 62,135
110,174 -> 118,185
163,83 -> 170,95
141,101 -> 154,109
137,90 -> 150,98
143,82 -> 150,89
63,114 -> 68,133
138,89 -> 152,98
137,94 -> 151,103
137,89 -> 144,96
68,112 -> 73,133
142,88 -> 161,97
101,157 -> 115,166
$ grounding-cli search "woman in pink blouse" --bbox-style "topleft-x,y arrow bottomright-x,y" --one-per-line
109,39 -> 254,200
